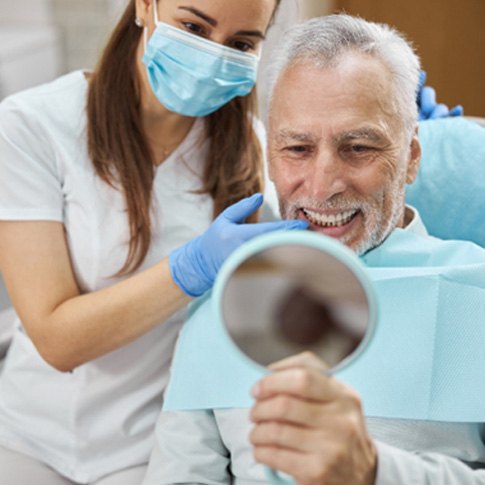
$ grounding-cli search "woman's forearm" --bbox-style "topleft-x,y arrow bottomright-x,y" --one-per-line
41,258 -> 190,371
0,221 -> 190,372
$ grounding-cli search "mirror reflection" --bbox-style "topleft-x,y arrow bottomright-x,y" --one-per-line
222,244 -> 371,369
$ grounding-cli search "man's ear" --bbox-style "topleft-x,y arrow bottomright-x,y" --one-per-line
406,125 -> 421,185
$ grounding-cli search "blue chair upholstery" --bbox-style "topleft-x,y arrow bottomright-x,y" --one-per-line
406,118 -> 485,246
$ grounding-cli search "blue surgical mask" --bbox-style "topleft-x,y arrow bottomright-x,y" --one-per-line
142,1 -> 260,117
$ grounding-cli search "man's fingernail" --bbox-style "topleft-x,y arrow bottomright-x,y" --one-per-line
251,382 -> 261,398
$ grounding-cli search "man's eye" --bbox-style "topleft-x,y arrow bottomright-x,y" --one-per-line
341,145 -> 375,156
285,145 -> 311,154
350,145 -> 371,153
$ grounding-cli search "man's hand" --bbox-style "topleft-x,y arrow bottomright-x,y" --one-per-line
249,352 -> 377,485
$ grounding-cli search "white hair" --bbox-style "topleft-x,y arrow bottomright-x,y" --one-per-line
266,14 -> 421,136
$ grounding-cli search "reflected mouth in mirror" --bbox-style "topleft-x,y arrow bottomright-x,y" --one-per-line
276,285 -> 361,355
220,235 -> 376,371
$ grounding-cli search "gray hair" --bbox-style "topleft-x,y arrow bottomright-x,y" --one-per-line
266,14 -> 421,136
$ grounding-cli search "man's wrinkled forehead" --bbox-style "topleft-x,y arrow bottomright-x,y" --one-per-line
272,52 -> 395,104
268,53 -> 403,140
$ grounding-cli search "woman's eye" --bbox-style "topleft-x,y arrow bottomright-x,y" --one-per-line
231,40 -> 254,52
182,22 -> 205,36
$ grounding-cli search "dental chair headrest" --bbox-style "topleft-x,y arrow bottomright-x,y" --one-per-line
406,117 -> 485,247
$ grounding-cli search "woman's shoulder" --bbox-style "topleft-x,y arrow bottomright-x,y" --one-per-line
0,70 -> 89,130
1,70 -> 88,103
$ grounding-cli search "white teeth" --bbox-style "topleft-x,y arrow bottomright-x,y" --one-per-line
303,208 -> 357,227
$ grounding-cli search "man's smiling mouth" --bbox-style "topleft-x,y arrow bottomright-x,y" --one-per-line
302,208 -> 359,228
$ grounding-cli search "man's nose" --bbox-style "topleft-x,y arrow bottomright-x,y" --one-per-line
307,152 -> 347,200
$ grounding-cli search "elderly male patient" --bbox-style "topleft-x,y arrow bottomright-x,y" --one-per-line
143,15 -> 485,485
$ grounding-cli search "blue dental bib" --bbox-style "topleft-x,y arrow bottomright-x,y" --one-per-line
164,229 -> 485,422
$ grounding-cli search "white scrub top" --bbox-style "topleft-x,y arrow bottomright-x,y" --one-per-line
0,71 -> 272,482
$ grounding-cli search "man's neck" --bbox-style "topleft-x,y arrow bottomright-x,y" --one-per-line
403,206 -> 414,229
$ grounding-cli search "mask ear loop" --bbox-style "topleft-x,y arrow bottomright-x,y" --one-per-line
143,26 -> 148,49
153,0 -> 160,24
145,0 -> 159,49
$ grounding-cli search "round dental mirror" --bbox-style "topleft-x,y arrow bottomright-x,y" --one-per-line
217,231 -> 377,374
214,231 -> 377,485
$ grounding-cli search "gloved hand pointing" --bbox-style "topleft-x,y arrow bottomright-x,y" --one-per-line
169,193 -> 308,297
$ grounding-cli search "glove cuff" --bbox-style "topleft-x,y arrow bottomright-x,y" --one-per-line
169,237 -> 213,297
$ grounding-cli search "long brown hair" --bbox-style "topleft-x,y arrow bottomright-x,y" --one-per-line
87,1 -> 273,275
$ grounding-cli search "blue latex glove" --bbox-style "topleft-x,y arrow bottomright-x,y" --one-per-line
417,70 -> 463,120
169,193 -> 309,297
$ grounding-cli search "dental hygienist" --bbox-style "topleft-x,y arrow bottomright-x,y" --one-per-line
0,0 -> 309,483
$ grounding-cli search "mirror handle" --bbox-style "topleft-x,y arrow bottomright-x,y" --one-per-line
264,466 -> 295,485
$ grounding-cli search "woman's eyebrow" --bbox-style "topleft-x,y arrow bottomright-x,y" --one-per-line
235,30 -> 266,40
177,6 -> 266,39
178,6 -> 217,26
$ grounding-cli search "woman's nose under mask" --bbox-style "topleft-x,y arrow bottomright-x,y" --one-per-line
142,3 -> 259,117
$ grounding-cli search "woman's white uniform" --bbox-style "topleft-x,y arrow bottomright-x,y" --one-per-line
0,71 -> 271,482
